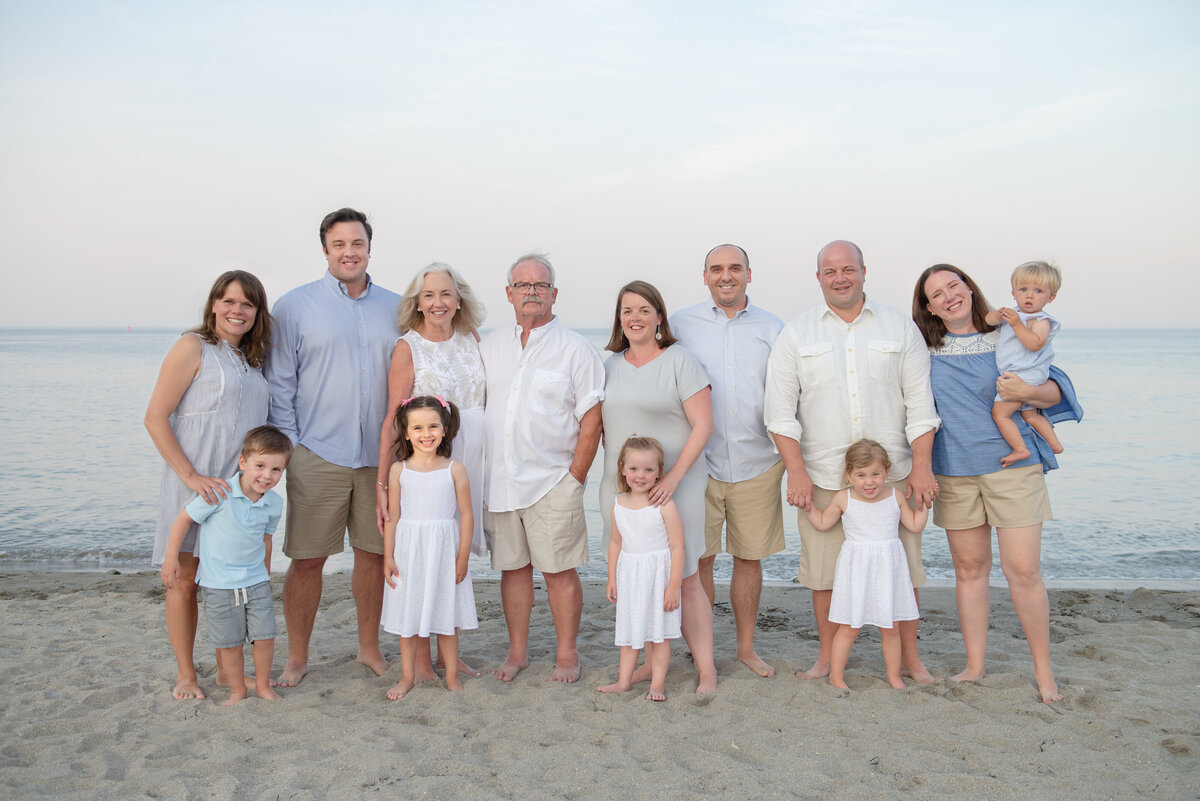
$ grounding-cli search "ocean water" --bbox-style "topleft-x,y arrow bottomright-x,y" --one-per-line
0,328 -> 1197,583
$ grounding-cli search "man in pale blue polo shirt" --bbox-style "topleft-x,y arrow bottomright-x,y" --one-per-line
265,207 -> 401,687
671,243 -> 784,678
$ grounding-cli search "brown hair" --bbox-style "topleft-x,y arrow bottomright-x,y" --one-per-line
319,207 -> 372,252
911,264 -> 995,348
616,436 -> 666,493
391,395 -> 460,461
605,280 -> 677,352
241,425 -> 293,462
189,271 -> 272,368
843,439 -> 890,475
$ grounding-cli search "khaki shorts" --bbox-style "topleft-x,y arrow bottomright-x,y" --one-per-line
282,444 -> 383,559
703,460 -> 786,561
933,465 -> 1052,531
796,481 -> 926,590
485,473 -> 589,574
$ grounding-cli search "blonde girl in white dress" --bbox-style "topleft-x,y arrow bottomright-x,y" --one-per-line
804,440 -> 930,691
598,436 -> 685,702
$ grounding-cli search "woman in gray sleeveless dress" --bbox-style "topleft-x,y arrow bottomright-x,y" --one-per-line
145,271 -> 272,700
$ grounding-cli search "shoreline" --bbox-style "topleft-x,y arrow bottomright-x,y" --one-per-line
2,570 -> 1197,799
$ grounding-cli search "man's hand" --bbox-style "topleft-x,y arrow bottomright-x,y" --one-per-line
784,468 -> 815,512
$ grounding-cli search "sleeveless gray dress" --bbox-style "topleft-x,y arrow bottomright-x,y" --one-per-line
152,335 -> 270,565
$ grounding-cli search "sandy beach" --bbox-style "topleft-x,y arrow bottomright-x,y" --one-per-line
1,571 -> 1196,800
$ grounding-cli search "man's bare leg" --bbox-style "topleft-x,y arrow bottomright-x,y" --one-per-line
352,547 -> 388,676
698,554 -> 717,606
731,556 -> 773,677
899,588 -> 936,683
797,588 -> 835,679
273,555 -> 327,687
493,565 -> 533,681
543,567 -> 583,683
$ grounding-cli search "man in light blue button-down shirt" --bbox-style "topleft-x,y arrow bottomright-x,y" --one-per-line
265,208 -> 401,687
671,244 -> 784,680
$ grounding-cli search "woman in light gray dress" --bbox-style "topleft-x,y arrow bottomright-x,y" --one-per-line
599,280 -> 717,693
145,270 -> 272,700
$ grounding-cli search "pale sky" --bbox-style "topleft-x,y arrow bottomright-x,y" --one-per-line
2,0 -> 1197,329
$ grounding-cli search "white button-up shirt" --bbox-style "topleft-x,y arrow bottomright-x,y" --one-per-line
479,317 -> 605,512
670,299 -> 783,483
764,298 -> 940,490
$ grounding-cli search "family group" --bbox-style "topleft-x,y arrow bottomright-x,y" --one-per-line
147,207 -> 1077,707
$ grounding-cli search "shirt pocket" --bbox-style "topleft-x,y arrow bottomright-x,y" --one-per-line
798,342 -> 835,386
868,340 -> 902,381
530,369 -> 571,416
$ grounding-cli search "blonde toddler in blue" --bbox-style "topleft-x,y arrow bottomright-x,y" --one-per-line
161,426 -> 291,706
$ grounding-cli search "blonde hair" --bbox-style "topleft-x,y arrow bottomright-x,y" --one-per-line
1011,261 -> 1062,294
616,436 -> 665,493
844,439 -> 891,475
396,262 -> 486,334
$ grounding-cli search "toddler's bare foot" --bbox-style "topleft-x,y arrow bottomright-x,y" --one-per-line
828,676 -> 849,690
1035,668 -> 1062,703
492,655 -> 528,682
271,661 -> 307,688
436,658 -> 481,677
256,685 -> 283,701
887,677 -> 907,690
222,689 -> 248,707
629,663 -> 653,684
597,681 -> 632,694
796,659 -> 830,680
414,664 -> 439,683
645,688 -> 666,701
386,678 -> 415,700
445,675 -> 464,692
357,648 -> 389,677
949,667 -> 985,684
901,662 -> 939,684
737,650 -> 775,678
1000,447 -> 1030,468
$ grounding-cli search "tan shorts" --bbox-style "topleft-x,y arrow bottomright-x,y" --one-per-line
282,444 -> 384,559
933,465 -> 1052,531
703,460 -> 786,561
485,473 -> 589,574
796,481 -> 926,590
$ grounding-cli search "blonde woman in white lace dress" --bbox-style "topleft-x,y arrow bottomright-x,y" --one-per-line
376,263 -> 486,677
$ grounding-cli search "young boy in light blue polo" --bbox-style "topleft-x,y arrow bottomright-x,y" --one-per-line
161,425 -> 292,706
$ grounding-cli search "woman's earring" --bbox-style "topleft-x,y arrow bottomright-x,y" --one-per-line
655,325 -> 663,341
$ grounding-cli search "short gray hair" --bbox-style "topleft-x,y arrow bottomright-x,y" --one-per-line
507,252 -> 556,286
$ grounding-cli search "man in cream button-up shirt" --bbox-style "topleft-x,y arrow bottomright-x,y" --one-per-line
764,240 -> 940,684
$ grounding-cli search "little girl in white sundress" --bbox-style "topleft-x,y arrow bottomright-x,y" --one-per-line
598,436 -> 684,702
804,439 -> 930,691
380,395 -> 478,700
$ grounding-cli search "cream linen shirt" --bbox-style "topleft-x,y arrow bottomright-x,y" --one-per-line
479,317 -> 605,513
763,298 -> 940,490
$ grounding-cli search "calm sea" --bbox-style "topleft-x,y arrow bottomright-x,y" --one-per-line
0,328 -> 1196,583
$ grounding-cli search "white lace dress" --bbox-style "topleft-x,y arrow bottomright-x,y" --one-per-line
828,492 -> 919,629
612,501 -> 682,649
402,329 -> 488,555
380,464 -> 479,638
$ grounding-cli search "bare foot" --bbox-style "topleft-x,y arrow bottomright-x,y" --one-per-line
437,658 -> 481,678
256,685 -> 283,701
222,690 -> 248,707
887,677 -> 907,690
386,678 -> 415,700
551,657 -> 582,684
1000,447 -> 1030,468
796,660 -> 830,680
492,656 -> 528,683
271,661 -> 307,688
414,664 -> 439,683
901,662 -> 940,684
445,675 -> 464,693
357,648 -> 389,677
737,651 -> 775,678
1036,668 -> 1062,703
828,677 -> 849,690
597,681 -> 632,694
645,688 -> 666,701
949,667 -> 985,684
695,671 -> 717,695
172,679 -> 206,700
629,663 -> 652,684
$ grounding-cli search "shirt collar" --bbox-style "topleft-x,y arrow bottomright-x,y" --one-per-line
322,268 -> 374,299
510,315 -> 560,342
706,297 -> 755,320
229,471 -> 270,506
819,296 -> 877,326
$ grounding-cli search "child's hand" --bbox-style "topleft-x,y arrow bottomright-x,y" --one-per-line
664,584 -> 681,612
998,307 -> 1019,326
383,557 -> 399,589
160,559 -> 180,590
606,578 -> 617,603
455,553 -> 469,584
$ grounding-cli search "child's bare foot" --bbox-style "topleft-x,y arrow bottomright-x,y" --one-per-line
901,662 -> 939,684
949,667 -> 986,683
271,660 -> 307,688
597,681 -> 632,694
256,685 -> 283,701
357,647 -> 389,677
1035,667 -> 1062,703
796,659 -> 830,680
695,671 -> 717,695
222,689 -> 248,707
828,676 -> 849,690
629,663 -> 652,684
644,688 -> 666,701
737,650 -> 775,678
386,678 -> 415,700
887,677 -> 907,690
172,679 -> 206,700
492,655 -> 528,682
445,675 -> 464,692
414,664 -> 439,683
551,655 -> 581,684
1000,447 -> 1030,468
436,658 -> 481,677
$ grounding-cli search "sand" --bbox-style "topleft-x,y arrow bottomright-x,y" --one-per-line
1,571 -> 1197,800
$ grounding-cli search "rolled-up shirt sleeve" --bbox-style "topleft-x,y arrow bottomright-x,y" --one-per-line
899,319 -> 941,445
764,326 -> 804,447
572,346 -> 606,421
